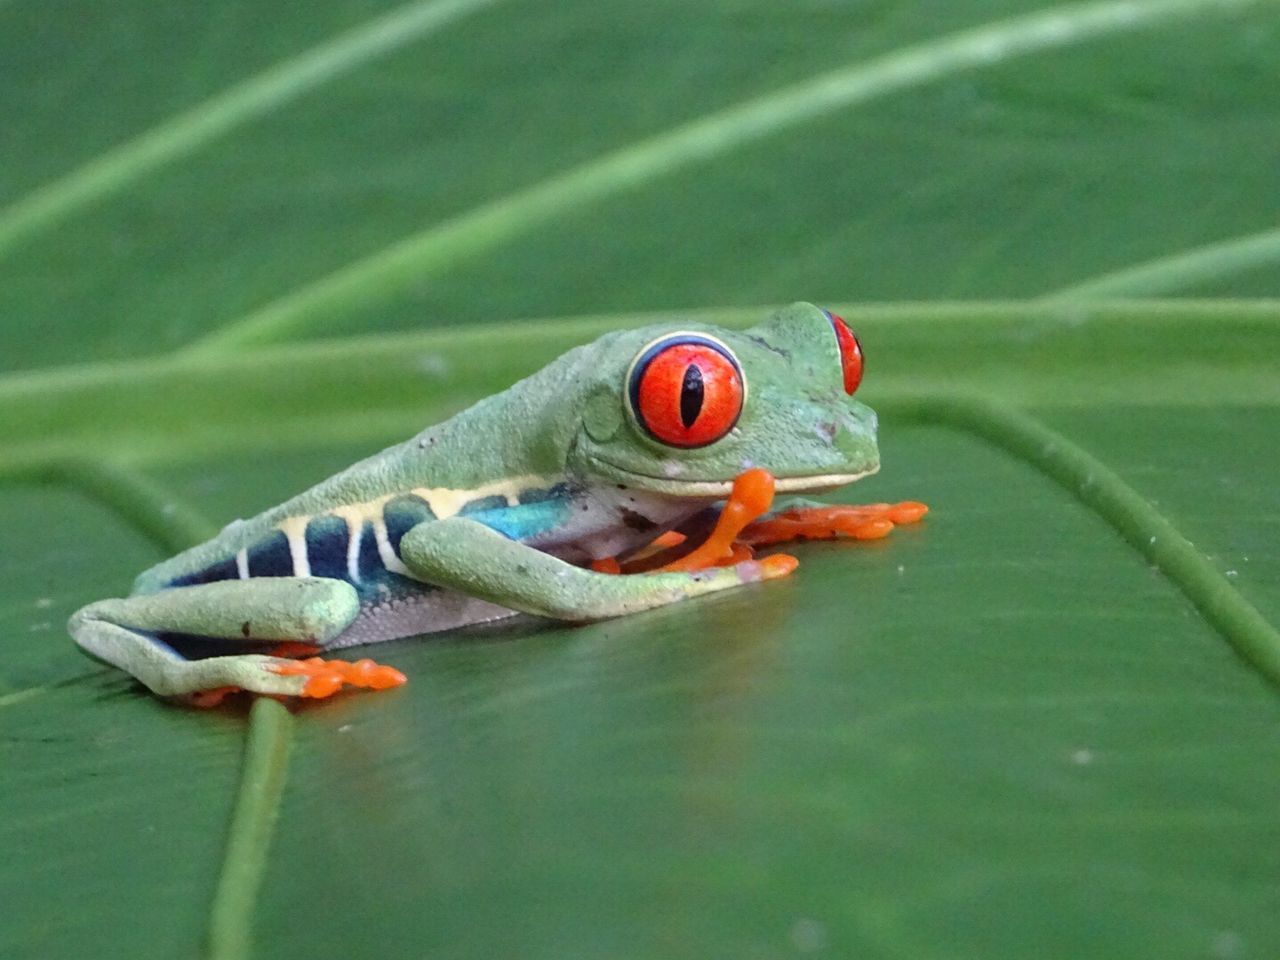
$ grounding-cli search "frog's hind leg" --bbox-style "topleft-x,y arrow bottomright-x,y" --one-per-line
69,577 -> 403,703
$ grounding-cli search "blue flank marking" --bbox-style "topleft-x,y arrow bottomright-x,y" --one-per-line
452,482 -> 574,540
167,482 -> 576,592
343,518 -> 416,600
459,494 -> 507,514
356,521 -> 383,579
305,515 -> 349,579
170,556 -> 238,587
384,494 -> 435,552
464,498 -> 572,542
247,531 -> 292,577
519,482 -> 571,505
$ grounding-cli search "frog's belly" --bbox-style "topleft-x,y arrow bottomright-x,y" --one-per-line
328,585 -> 517,649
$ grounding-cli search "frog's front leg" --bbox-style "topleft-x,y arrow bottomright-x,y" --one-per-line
69,577 -> 403,702
399,517 -> 794,622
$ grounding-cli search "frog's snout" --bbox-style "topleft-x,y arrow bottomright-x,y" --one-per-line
821,401 -> 879,472
830,402 -> 875,441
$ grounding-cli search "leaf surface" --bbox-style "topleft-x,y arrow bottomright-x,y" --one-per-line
1,1 -> 1278,958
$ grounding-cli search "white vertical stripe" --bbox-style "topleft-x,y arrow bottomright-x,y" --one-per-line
345,516 -> 363,583
374,518 -> 412,575
235,548 -> 249,579
279,517 -> 312,578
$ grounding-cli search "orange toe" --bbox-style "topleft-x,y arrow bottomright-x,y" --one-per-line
271,656 -> 408,699
848,517 -> 894,540
649,530 -> 687,551
186,685 -> 241,708
760,553 -> 799,578
266,641 -> 323,659
741,499 -> 929,545
887,501 -> 929,524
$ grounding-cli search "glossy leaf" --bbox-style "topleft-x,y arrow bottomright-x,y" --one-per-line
1,1 -> 1279,959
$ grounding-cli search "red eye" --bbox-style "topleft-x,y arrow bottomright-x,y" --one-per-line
826,311 -> 864,395
629,336 -> 744,448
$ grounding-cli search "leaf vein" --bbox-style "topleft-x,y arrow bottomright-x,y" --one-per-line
187,0 -> 1276,351
1043,225 -> 1280,300
906,396 -> 1280,690
0,0 -> 503,259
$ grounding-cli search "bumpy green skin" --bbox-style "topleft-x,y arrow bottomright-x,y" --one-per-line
69,303 -> 881,700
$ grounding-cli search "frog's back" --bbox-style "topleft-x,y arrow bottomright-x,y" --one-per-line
129,325 -> 683,602
135,439 -> 402,594
131,373 -> 580,599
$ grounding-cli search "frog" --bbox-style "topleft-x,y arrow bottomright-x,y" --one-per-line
69,302 -> 926,705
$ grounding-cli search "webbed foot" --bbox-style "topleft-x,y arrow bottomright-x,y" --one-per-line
741,500 -> 928,545
594,471 -> 927,575
270,656 -> 408,699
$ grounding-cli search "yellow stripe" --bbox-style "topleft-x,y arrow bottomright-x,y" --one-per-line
271,477 -> 560,579
278,516 -> 312,577
411,473 -> 554,519
373,517 -> 412,575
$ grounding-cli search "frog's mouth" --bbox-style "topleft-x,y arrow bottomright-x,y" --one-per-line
584,453 -> 879,498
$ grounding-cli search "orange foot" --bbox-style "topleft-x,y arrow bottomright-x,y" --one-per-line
588,470 -> 783,575
654,468 -> 797,574
186,686 -> 242,709
588,472 -> 926,576
271,656 -> 408,699
741,500 -> 928,545
266,641 -> 323,659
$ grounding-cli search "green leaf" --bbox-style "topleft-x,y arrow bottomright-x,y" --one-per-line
2,0 -> 1279,368
2,1 -> 1278,959
5,302 -> 1279,959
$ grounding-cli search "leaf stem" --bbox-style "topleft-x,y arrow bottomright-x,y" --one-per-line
890,395 -> 1280,690
205,699 -> 296,960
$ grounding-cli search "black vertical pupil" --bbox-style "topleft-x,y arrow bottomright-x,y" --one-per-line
680,364 -> 704,429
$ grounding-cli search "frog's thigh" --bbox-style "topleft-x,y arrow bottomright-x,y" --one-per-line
68,577 -> 359,698
399,517 -> 776,621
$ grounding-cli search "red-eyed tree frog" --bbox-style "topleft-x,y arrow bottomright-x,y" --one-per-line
69,303 -> 925,706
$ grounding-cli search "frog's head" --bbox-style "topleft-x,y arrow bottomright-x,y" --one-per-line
568,302 -> 879,497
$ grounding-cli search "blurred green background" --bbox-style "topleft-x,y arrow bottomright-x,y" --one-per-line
1,1 -> 1278,958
